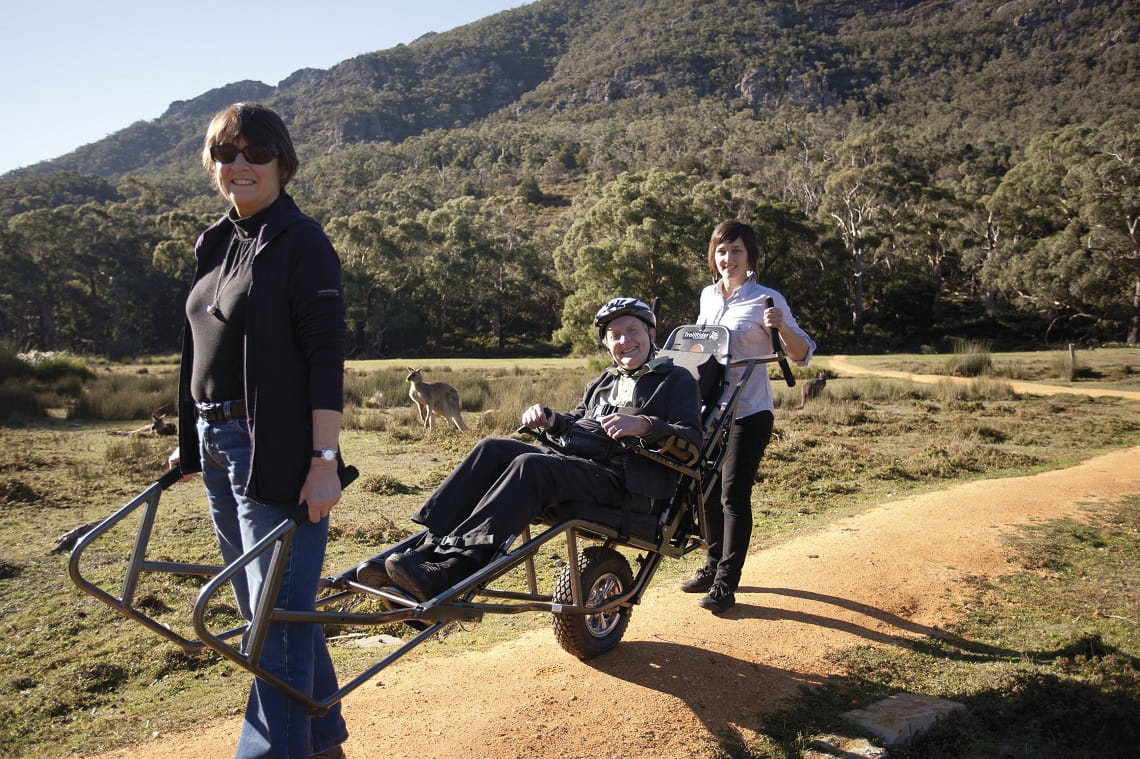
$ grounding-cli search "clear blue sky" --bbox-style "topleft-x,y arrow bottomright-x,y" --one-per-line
0,0 -> 530,176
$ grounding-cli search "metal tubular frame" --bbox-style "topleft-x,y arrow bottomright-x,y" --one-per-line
69,325 -> 785,714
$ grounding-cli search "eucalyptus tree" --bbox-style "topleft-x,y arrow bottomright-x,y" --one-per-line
326,211 -> 427,357
0,226 -> 39,348
953,140 -> 1014,318
985,124 -> 1139,344
1065,119 -> 1140,345
817,129 -> 909,340
552,170 -> 709,353
3,199 -> 175,355
6,206 -> 79,349
417,194 -> 557,352
459,194 -> 558,351
150,210 -> 212,283
330,193 -> 559,355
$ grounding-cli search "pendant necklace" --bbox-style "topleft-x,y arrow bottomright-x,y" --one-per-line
206,234 -> 253,318
206,265 -> 232,317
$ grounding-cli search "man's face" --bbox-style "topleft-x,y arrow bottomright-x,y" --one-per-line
603,315 -> 654,370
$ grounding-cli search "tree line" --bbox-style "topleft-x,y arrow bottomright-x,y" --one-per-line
1,117 -> 1136,358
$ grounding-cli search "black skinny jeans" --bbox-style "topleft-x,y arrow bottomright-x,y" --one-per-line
701,410 -> 774,590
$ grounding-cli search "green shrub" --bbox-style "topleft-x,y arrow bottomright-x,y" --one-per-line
0,347 -> 97,419
33,356 -> 95,383
0,382 -> 42,422
0,344 -> 32,382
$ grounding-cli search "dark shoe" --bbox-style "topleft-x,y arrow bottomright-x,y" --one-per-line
385,551 -> 453,602
679,565 -> 716,593
697,583 -> 735,615
312,744 -> 346,759
354,558 -> 392,588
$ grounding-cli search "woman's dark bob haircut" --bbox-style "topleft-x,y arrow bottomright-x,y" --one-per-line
201,102 -> 299,188
706,219 -> 761,281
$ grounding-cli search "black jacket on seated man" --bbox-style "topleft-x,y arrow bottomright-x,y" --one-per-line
369,298 -> 702,601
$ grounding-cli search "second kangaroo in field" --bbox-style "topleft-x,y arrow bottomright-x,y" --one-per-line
799,372 -> 827,409
406,367 -> 467,431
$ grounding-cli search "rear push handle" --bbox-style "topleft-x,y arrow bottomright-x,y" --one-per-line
765,296 -> 796,388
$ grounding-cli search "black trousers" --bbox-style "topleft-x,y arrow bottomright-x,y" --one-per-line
411,437 -> 627,559
701,410 -> 774,590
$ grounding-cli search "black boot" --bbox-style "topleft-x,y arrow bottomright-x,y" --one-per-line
385,551 -> 454,602
679,564 -> 716,593
353,558 -> 393,588
697,581 -> 736,615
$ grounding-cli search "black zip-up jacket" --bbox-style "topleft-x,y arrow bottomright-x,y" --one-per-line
177,193 -> 346,508
548,356 -> 703,499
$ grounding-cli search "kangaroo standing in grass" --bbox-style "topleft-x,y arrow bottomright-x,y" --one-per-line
406,368 -> 467,431
799,372 -> 827,409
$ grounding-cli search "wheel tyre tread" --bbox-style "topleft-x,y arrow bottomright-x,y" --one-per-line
551,546 -> 633,660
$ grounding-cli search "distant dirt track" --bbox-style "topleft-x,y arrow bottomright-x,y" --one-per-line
828,355 -> 1140,401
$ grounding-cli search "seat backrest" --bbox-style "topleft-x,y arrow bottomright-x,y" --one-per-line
659,324 -> 730,413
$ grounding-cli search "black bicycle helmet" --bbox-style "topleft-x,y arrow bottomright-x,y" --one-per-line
594,297 -> 657,339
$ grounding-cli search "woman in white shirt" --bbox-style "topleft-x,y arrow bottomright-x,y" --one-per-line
681,220 -> 816,614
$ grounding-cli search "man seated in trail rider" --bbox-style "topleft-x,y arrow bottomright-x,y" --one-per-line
356,297 -> 703,601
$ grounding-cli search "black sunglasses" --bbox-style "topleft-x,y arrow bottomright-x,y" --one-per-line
209,143 -> 279,165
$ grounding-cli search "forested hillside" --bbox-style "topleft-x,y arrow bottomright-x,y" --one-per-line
1,0 -> 1137,357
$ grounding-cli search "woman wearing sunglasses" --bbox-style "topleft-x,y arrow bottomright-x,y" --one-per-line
169,103 -> 348,759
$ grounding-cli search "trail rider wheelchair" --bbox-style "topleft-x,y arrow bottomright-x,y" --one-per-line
69,324 -> 789,715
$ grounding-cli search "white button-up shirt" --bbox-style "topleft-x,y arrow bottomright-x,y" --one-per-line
698,278 -> 815,418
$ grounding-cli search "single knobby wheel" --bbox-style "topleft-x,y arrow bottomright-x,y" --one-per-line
551,545 -> 633,660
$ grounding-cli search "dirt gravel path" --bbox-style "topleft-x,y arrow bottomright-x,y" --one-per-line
79,439 -> 1140,759
827,355 -> 1140,402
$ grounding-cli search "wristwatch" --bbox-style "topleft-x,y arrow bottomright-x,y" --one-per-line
311,448 -> 337,463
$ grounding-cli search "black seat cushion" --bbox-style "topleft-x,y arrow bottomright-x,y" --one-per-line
538,500 -> 661,543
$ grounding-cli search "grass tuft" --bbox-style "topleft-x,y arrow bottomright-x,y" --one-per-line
0,557 -> 22,579
70,373 -> 177,421
947,337 -> 994,377
0,476 -> 41,504
361,473 -> 420,496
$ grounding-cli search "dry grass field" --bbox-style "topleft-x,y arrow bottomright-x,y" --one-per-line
1,349 -> 1138,757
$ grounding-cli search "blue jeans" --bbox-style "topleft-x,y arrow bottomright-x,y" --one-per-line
198,417 -> 347,759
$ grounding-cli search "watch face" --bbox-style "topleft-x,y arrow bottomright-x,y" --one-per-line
322,449 -> 336,462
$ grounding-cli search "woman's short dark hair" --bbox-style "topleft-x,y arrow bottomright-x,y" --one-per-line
706,220 -> 761,280
201,102 -> 299,188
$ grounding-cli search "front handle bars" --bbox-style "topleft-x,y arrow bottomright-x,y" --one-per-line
68,466 -> 224,652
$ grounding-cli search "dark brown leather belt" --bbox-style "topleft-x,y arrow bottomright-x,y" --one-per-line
195,399 -> 246,422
